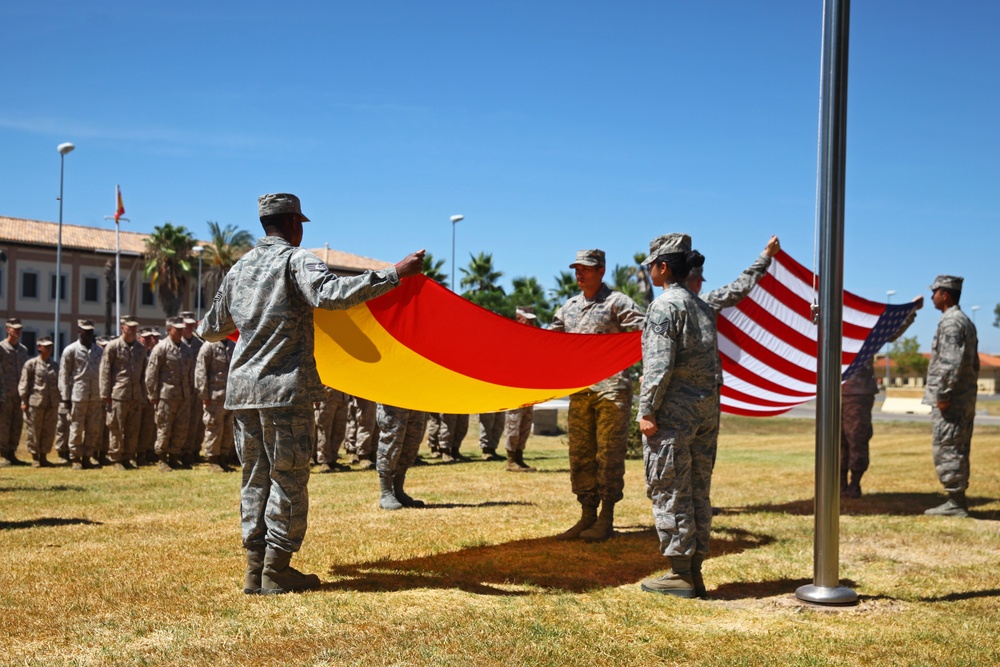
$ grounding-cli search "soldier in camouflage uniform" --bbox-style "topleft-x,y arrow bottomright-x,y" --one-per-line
350,396 -> 379,468
136,328 -> 158,465
439,413 -> 469,462
549,249 -> 645,542
0,317 -> 30,466
922,275 -> 979,518
197,192 -> 424,595
635,234 -> 719,598
314,385 -> 349,473
196,337 -> 236,473
180,311 -> 205,465
59,320 -> 104,470
146,317 -> 195,472
375,403 -> 429,509
18,336 -> 59,467
99,315 -> 146,470
477,411 -> 505,460
504,307 -> 539,472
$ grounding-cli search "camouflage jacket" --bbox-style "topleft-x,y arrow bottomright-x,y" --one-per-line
700,252 -> 771,315
923,305 -> 979,406
145,338 -> 194,401
549,283 -> 644,393
197,236 -> 399,409
0,339 -> 29,399
99,336 -> 146,401
19,356 -> 60,408
638,283 -> 718,419
58,340 -> 103,402
195,339 -> 234,402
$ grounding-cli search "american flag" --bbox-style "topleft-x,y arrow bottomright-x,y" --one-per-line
718,250 -> 920,417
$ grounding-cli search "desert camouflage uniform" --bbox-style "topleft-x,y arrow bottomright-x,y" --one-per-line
425,412 -> 444,454
100,336 -> 146,464
314,385 -> 349,466
137,346 -> 156,463
640,283 -> 719,558
19,355 -> 60,458
197,235 -> 399,553
145,337 -> 194,459
439,413 -> 469,456
0,339 -> 29,460
504,406 -> 533,454
477,411 -> 505,453
183,334 -> 205,459
196,339 -> 235,460
350,397 -> 379,462
922,305 -> 979,494
59,339 -> 104,462
376,404 -> 428,475
54,402 -> 71,460
550,283 -> 644,507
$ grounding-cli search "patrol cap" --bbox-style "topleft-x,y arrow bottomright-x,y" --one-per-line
515,306 -> 537,320
77,319 -> 95,331
166,316 -> 186,329
569,249 -> 606,269
36,335 -> 54,347
641,233 -> 691,266
258,193 -> 310,221
930,275 -> 963,292
120,314 -> 139,326
138,327 -> 154,337
5,317 -> 23,329
180,311 -> 198,325
688,265 -> 704,280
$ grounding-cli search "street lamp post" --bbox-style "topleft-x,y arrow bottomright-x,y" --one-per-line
885,290 -> 896,389
192,246 -> 204,320
971,306 -> 980,325
450,214 -> 464,291
55,142 -> 75,360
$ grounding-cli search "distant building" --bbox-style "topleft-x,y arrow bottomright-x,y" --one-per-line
0,215 -> 388,354
875,352 -> 1000,395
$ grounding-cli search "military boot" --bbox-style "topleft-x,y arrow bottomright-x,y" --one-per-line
845,470 -> 864,499
580,501 -> 616,542
506,451 -> 535,473
393,472 -> 425,508
206,455 -> 227,473
692,555 -> 707,599
641,557 -> 696,597
515,452 -> 536,472
260,548 -> 321,594
31,454 -> 42,468
481,448 -> 503,461
158,459 -> 173,473
378,473 -> 404,510
925,492 -> 969,518
244,548 -> 265,595
555,504 -> 598,540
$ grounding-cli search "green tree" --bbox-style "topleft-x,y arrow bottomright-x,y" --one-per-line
509,275 -> 553,324
201,221 -> 254,300
633,251 -> 654,307
993,303 -> 1000,329
890,335 -> 928,378
550,270 -> 579,302
459,252 -> 503,293
611,263 -> 644,304
144,222 -> 195,317
422,253 -> 448,288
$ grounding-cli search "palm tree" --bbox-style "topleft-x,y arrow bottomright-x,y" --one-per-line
612,263 -> 643,304
422,253 -> 448,288
144,223 -> 195,317
201,221 -> 254,299
633,251 -> 654,306
510,275 -> 553,324
550,270 -> 579,302
459,252 -> 503,294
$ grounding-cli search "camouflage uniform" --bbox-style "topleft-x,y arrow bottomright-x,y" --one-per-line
196,339 -> 236,461
923,304 -> 979,495
439,413 -> 469,457
639,283 -> 719,559
425,412 -> 444,455
0,338 -> 29,462
145,336 -> 195,460
477,411 -> 505,454
550,283 -> 644,507
504,406 -> 533,454
351,396 -> 379,463
137,341 -> 157,463
376,404 -> 427,475
54,402 -> 71,461
197,234 -> 399,554
59,338 -> 104,463
182,328 -> 205,460
314,385 -> 349,466
99,335 -> 146,465
19,354 -> 60,460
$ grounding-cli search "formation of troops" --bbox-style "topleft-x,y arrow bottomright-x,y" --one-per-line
1,191 -> 982,598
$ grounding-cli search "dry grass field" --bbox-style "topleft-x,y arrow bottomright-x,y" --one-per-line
2,415 -> 998,666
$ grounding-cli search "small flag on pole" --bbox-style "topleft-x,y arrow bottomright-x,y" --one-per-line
115,185 -> 125,222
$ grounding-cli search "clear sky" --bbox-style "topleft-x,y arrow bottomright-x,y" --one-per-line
2,1 -> 997,352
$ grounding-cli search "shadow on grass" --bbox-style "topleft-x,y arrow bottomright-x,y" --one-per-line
710,577 -> 818,600
730,492 -> 996,518
323,524 -> 774,596
0,517 -> 101,531
0,484 -> 87,493
421,500 -> 535,509
920,588 -> 1000,602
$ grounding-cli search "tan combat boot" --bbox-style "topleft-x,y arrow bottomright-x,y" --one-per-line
641,557 -> 696,598
580,501 -> 615,542
555,504 -> 598,540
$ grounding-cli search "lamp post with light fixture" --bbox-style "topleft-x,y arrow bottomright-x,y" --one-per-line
450,214 -> 464,292
55,142 -> 75,359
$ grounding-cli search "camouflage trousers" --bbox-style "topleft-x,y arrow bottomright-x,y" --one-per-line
567,388 -> 631,506
439,413 -> 469,455
55,402 -> 71,459
0,395 -> 24,456
477,412 -> 505,452
504,406 -> 533,453
841,393 -> 874,473
931,402 -> 975,494
24,404 -> 56,457
234,407 -> 314,553
350,397 -> 378,459
108,399 -> 142,463
154,398 -> 190,458
376,405 -> 427,475
425,413 -> 443,453
186,395 -> 205,457
203,401 -> 234,459
138,399 -> 156,460
314,394 -> 348,465
643,396 -> 719,558
69,400 -> 104,461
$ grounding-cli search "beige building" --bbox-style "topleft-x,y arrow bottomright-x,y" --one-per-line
875,352 -> 1000,395
0,215 -> 389,354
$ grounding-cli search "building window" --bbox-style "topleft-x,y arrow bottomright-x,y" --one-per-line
21,271 -> 39,299
21,330 -> 37,355
84,277 -> 100,303
141,281 -> 155,307
49,273 -> 68,301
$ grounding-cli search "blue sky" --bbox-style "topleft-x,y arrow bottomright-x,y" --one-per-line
2,1 -> 997,352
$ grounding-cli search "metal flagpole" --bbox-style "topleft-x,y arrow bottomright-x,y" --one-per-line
796,0 -> 857,606
105,186 -> 129,329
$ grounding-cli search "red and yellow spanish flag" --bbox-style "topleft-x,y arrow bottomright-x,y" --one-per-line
313,275 -> 641,413
114,185 -> 125,222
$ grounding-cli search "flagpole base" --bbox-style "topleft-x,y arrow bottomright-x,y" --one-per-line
795,584 -> 858,606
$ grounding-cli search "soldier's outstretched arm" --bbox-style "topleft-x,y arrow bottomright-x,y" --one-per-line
702,235 -> 779,313
291,249 -> 425,311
